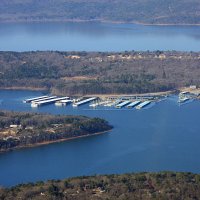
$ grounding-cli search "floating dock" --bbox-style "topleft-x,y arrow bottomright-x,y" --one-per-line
114,99 -> 122,105
31,97 -> 69,107
55,99 -> 72,106
23,95 -> 48,103
90,101 -> 107,107
136,101 -> 151,109
115,101 -> 130,108
127,101 -> 141,108
73,97 -> 96,107
103,99 -> 121,107
103,101 -> 113,107
89,103 -> 97,107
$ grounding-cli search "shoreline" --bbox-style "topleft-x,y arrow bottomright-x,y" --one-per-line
0,19 -> 200,26
84,90 -> 176,99
0,87 -> 47,91
0,130 -> 111,154
0,87 -> 176,97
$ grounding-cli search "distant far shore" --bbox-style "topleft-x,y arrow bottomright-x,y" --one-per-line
1,18 -> 200,26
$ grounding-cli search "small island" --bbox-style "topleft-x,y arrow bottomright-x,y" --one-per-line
0,111 -> 112,152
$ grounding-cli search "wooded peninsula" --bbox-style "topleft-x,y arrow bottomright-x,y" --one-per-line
0,51 -> 200,96
1,172 -> 200,199
0,111 -> 112,152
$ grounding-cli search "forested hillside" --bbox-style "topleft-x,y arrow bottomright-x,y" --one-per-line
1,172 -> 200,199
0,51 -> 200,95
0,0 -> 200,25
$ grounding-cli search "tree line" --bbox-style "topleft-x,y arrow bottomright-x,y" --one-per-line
1,171 -> 200,199
0,51 -> 199,95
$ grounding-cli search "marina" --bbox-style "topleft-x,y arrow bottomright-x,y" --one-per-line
22,88 -> 200,110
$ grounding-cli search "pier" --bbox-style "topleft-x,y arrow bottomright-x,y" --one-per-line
73,97 -> 96,107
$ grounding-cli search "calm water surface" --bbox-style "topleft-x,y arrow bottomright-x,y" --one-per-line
0,90 -> 200,186
0,22 -> 200,51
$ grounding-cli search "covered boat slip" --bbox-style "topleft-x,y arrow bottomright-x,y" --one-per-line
115,101 -> 130,108
32,96 -> 57,103
23,95 -> 48,103
31,97 -> 69,107
73,97 -> 97,107
136,101 -> 151,109
127,101 -> 141,108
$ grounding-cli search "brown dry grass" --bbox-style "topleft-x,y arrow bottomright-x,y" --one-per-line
61,76 -> 98,81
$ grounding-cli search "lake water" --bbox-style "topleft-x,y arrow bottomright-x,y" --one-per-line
0,22 -> 200,51
0,22 -> 200,186
0,90 -> 200,186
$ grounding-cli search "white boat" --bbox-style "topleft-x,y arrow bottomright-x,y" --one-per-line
178,97 -> 189,103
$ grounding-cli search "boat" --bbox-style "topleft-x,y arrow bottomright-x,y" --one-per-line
178,96 -> 189,103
